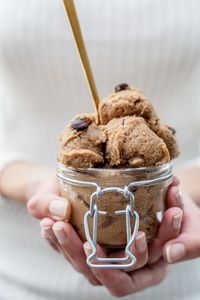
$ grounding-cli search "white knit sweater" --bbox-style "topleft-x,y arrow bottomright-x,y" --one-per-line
0,0 -> 200,299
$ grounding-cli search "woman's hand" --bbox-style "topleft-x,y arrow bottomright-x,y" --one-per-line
27,173 -> 71,221
40,217 -> 168,296
149,179 -> 200,264
27,176 -> 183,297
148,179 -> 183,264
160,165 -> 200,264
29,175 -> 155,289
163,196 -> 200,263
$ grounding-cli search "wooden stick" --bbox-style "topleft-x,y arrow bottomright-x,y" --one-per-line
63,0 -> 100,123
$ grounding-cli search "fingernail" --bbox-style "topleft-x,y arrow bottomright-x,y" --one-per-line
156,211 -> 163,223
165,243 -> 186,263
83,243 -> 92,256
53,226 -> 66,245
172,211 -> 183,231
49,199 -> 68,219
174,188 -> 183,207
40,219 -> 52,230
135,232 -> 147,253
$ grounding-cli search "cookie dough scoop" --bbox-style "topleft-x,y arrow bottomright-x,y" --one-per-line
104,116 -> 170,167
99,83 -> 159,131
58,114 -> 106,168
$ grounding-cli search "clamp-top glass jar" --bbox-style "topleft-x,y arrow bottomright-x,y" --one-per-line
57,162 -> 173,268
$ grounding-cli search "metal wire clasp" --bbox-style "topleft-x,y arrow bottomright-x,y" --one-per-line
84,186 -> 139,269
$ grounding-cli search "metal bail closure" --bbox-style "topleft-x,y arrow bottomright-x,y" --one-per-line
84,186 -> 140,269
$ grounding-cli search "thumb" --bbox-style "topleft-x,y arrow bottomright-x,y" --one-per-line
27,193 -> 71,221
163,233 -> 200,263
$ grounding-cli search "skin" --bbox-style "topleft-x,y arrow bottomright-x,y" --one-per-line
0,162 -> 200,297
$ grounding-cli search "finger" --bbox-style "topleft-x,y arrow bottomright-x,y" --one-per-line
40,218 -> 87,270
129,259 -> 168,294
52,221 -> 101,286
40,218 -> 57,243
166,185 -> 183,209
171,176 -> 180,187
83,242 -> 134,297
163,209 -> 200,263
41,230 -> 59,252
148,207 -> 183,264
163,234 -> 200,263
84,243 -> 168,297
48,239 -> 60,252
40,218 -> 62,252
40,219 -> 85,270
40,218 -> 56,235
27,193 -> 71,221
107,232 -> 148,271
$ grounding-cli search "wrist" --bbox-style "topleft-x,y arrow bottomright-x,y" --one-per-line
25,164 -> 56,201
0,162 -> 56,203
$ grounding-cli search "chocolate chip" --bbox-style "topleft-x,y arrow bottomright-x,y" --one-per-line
115,83 -> 129,92
71,117 -> 90,131
168,126 -> 176,135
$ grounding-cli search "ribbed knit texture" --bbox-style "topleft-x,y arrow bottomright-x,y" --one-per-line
0,0 -> 200,299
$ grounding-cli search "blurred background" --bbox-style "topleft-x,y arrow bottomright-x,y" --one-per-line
0,1 -> 200,299
0,0 -> 200,166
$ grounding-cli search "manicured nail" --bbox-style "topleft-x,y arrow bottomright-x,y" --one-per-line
83,243 -> 92,256
49,199 -> 68,219
156,211 -> 163,223
174,188 -> 183,207
40,219 -> 53,230
53,226 -> 66,245
165,243 -> 186,263
135,232 -> 147,253
172,211 -> 183,231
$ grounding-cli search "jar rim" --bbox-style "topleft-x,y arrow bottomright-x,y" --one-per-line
57,161 -> 173,176
57,161 -> 173,188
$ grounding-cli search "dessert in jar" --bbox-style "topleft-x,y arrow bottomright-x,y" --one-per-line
57,84 -> 179,249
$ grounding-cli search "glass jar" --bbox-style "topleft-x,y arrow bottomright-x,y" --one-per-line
57,162 -> 173,249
